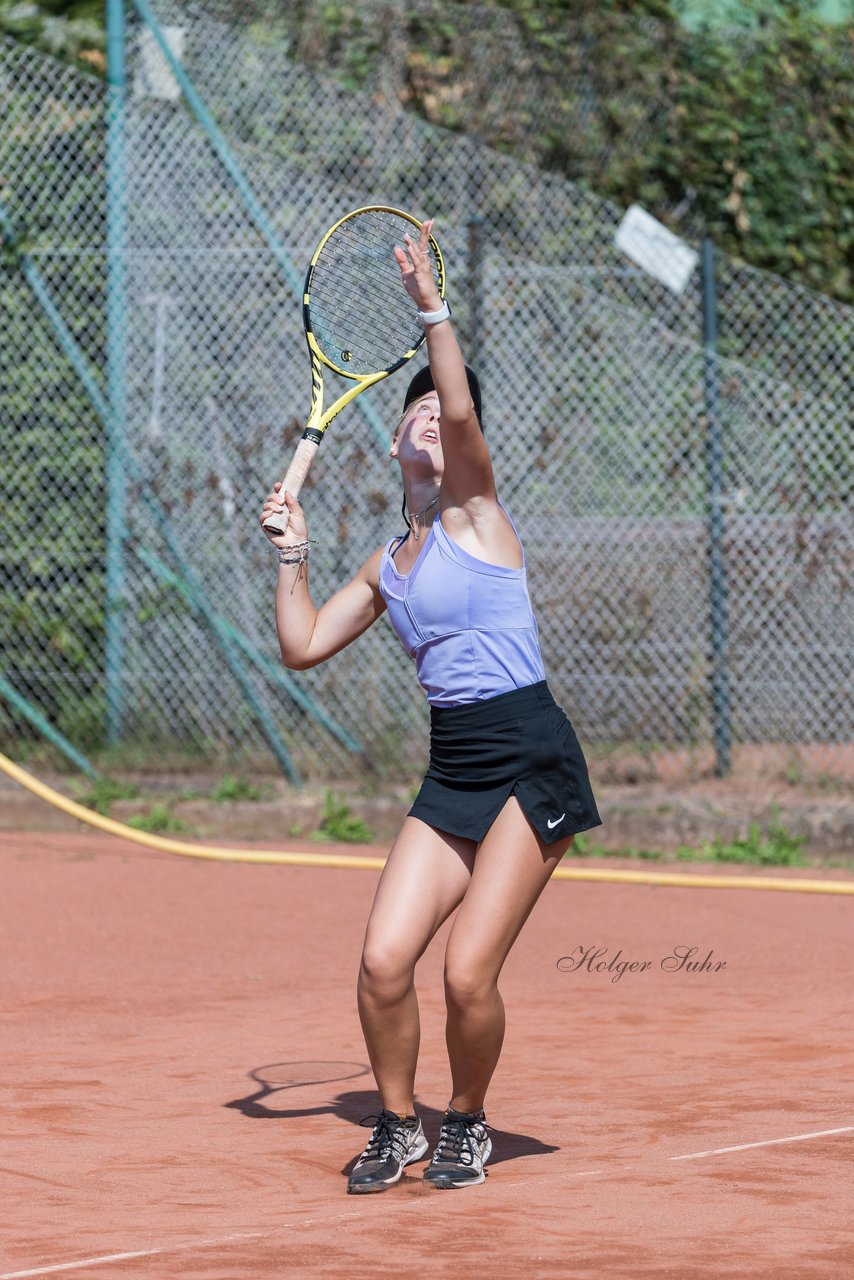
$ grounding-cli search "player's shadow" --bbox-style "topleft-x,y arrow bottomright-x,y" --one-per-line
223,1060 -> 559,1168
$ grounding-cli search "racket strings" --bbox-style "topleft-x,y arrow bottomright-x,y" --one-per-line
309,209 -> 442,376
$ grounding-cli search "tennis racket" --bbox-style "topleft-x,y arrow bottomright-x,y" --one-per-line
262,205 -> 446,535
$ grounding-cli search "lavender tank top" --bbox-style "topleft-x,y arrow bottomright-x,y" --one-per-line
378,505 -> 546,706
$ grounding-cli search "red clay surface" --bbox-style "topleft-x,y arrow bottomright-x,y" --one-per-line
2,831 -> 852,1279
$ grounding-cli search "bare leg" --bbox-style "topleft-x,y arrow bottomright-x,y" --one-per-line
357,817 -> 477,1115
442,795 -> 574,1114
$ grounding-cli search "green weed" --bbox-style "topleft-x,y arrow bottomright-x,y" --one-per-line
75,777 -> 140,815
174,787 -> 205,803
126,804 -> 188,834
211,774 -> 265,803
695,821 -> 806,867
312,790 -> 373,843
568,820 -> 806,866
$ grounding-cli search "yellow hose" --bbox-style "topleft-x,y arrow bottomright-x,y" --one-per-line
1,750 -> 852,894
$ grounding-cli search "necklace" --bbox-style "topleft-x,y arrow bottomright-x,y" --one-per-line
410,493 -> 439,541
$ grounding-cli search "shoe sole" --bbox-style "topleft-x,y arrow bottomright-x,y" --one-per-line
347,1132 -> 429,1194
424,1137 -> 492,1189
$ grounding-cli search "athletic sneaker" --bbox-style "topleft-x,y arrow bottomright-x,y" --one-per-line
347,1108 -> 429,1194
423,1106 -> 492,1188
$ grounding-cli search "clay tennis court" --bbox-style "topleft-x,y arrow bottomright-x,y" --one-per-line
2,828 -> 852,1279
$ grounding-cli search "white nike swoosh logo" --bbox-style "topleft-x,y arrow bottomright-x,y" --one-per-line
547,814 -> 566,829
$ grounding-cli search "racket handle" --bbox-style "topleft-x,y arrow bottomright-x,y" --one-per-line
262,437 -> 320,534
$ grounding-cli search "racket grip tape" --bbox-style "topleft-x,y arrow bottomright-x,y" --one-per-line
262,437 -> 320,534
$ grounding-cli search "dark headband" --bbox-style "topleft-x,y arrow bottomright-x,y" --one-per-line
402,364 -> 484,431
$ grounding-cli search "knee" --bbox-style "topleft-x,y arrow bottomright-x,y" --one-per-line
358,943 -> 414,1000
443,954 -> 497,1007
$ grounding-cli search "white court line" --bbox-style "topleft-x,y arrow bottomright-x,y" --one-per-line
3,1127 -> 852,1278
1,1254 -> 165,1279
670,1125 -> 854,1161
0,1200 -> 440,1280
0,1233 -> 265,1279
0,1179 -> 602,1279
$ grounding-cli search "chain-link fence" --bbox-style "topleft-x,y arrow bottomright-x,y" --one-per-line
1,3 -> 852,783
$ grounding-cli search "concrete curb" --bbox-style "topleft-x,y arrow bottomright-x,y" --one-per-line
2,775 -> 852,859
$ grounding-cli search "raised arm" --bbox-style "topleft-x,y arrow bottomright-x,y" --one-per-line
260,486 -> 386,671
394,219 -> 496,508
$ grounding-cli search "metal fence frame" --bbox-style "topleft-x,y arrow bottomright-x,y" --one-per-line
1,3 -> 851,783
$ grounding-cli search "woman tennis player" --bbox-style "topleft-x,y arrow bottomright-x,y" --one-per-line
259,217 -> 602,1193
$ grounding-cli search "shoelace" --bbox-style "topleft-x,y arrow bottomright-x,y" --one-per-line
432,1113 -> 490,1167
356,1112 -> 413,1163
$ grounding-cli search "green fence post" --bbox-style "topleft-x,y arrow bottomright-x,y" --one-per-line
701,237 -> 732,777
0,676 -> 99,778
466,216 -> 484,366
0,201 -> 301,783
105,0 -> 128,742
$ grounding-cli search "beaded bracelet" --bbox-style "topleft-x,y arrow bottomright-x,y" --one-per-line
269,540 -> 313,566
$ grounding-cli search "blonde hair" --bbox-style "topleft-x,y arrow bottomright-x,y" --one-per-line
391,407 -> 408,442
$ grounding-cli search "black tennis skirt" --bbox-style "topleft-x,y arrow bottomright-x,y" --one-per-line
408,680 -> 602,845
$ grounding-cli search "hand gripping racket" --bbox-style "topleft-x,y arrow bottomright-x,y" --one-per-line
262,206 -> 446,535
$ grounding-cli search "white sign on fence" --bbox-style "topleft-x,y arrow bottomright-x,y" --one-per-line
614,204 -> 699,295
132,27 -> 186,102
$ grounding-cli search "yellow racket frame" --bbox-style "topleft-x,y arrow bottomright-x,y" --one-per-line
304,204 -> 446,432
262,206 -> 445,535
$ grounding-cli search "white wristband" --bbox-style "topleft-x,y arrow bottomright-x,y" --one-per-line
417,300 -> 451,326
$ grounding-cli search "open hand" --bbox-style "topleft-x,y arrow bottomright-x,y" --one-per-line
394,217 -> 443,313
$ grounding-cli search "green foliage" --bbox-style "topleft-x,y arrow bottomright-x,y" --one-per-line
3,1 -> 852,298
499,0 -> 676,17
126,802 -> 188,833
646,8 -> 854,297
0,64 -> 106,748
0,0 -> 105,72
312,789 -> 373,843
675,0 -> 854,29
75,776 -> 140,814
266,1 -> 854,303
681,820 -> 807,865
569,835 -> 667,860
211,773 -> 266,802
570,818 -> 807,865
